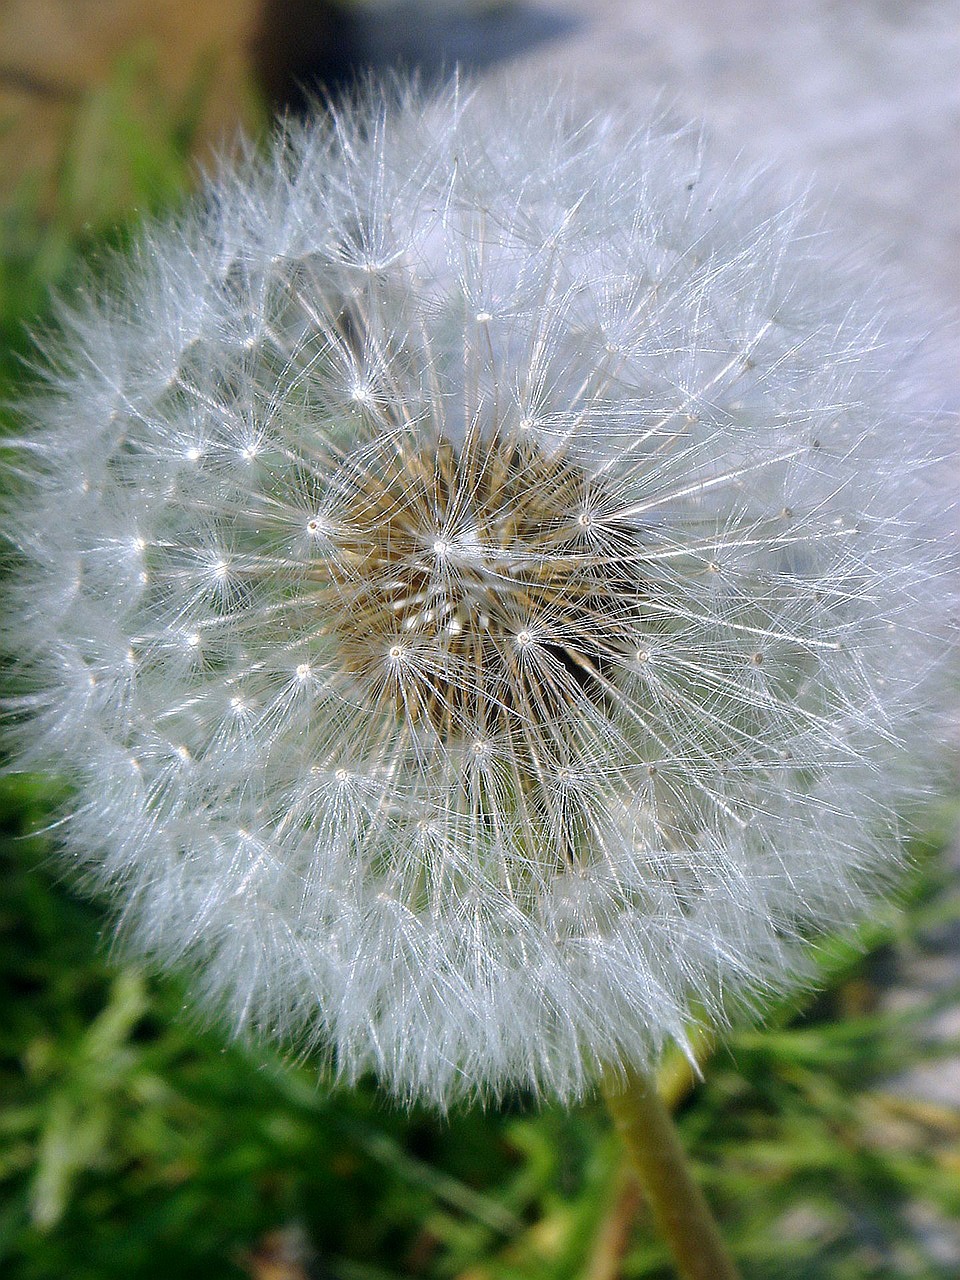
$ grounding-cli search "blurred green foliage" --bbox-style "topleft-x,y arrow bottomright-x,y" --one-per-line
0,48 -> 219,391
2,59 -> 959,1280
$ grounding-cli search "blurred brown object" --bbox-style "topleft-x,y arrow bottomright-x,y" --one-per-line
0,0 -> 573,211
0,0 -> 263,201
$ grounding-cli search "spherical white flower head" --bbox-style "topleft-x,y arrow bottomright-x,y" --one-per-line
5,85 -> 955,1103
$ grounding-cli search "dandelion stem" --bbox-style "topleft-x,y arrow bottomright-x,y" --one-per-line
585,1158 -> 644,1280
601,1065 -> 740,1280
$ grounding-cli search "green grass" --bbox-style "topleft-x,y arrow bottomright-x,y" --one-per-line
4,778 -> 960,1280
2,62 -> 959,1280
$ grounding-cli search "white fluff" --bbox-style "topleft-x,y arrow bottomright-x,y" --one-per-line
4,83 -> 956,1104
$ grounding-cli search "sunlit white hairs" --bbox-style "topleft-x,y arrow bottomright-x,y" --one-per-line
4,83 -> 955,1103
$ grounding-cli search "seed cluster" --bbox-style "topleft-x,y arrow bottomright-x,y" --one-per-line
322,430 -> 630,747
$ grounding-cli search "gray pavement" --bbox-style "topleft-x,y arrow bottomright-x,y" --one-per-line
512,0 -> 960,319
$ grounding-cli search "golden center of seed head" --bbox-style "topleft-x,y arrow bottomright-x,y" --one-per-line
319,430 -> 637,741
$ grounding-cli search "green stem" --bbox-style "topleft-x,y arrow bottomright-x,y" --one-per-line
601,1065 -> 741,1280
584,1158 -> 644,1280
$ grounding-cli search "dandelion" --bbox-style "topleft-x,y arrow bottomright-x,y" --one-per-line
3,83 -> 955,1273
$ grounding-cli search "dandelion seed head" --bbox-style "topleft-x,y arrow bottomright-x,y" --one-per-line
3,82 -> 956,1104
